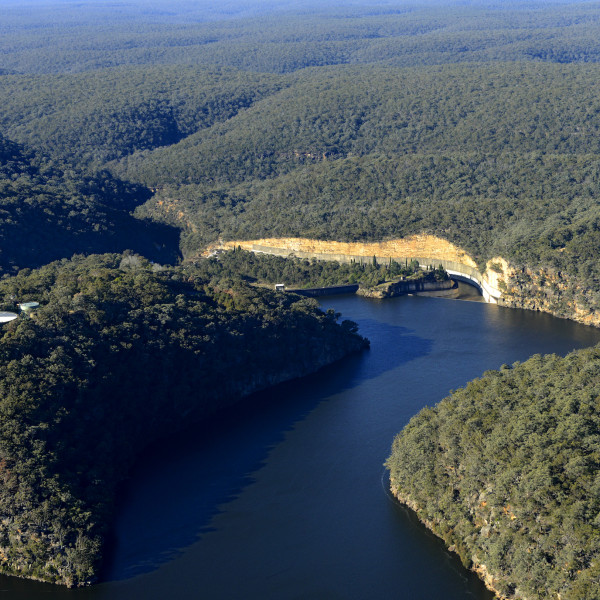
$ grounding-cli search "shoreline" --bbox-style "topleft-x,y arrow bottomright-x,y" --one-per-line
388,481 -> 514,600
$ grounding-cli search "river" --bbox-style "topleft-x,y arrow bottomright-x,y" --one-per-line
4,291 -> 600,599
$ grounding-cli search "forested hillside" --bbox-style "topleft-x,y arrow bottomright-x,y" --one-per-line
386,348 -> 600,600
2,0 -> 600,593
3,4 -> 600,325
0,253 -> 366,586
0,66 -> 284,168
115,63 -> 600,187
0,134 -> 180,273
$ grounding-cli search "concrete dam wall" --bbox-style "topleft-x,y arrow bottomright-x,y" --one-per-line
215,236 -> 504,304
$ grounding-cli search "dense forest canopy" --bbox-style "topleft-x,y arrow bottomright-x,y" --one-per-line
0,253 -> 366,586
0,66 -> 285,168
113,62 -> 600,186
3,2 -> 600,590
386,347 -> 600,599
2,1 -> 600,74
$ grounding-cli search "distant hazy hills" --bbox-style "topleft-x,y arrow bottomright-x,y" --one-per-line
2,1 -> 600,74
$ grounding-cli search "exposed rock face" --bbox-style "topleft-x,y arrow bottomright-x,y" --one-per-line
212,236 -> 600,327
484,257 -> 512,292
214,235 -> 479,267
213,236 -> 504,303
497,264 -> 600,328
357,279 -> 455,298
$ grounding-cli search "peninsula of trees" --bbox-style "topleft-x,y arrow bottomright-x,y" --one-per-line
386,348 -> 600,600
0,253 -> 366,585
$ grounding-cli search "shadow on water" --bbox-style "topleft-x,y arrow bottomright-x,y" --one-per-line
101,319 -> 433,582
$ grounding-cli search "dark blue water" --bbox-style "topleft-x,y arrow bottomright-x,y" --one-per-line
4,294 -> 600,599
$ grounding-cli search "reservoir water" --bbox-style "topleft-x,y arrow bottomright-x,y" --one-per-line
4,292 -> 600,599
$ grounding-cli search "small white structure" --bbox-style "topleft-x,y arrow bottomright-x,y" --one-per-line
18,301 -> 40,313
274,284 -> 285,292
0,312 -> 18,323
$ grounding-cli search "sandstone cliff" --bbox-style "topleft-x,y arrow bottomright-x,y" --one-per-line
213,235 -> 478,267
210,235 -> 503,303
498,265 -> 600,328
210,236 -> 600,328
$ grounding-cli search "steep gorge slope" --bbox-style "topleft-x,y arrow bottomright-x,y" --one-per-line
0,134 -> 180,273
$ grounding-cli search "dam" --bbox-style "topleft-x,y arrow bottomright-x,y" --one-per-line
215,236 -> 504,303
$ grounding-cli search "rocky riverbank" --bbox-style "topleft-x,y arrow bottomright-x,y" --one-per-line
357,278 -> 455,299
212,237 -> 600,328
389,483 -> 515,600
